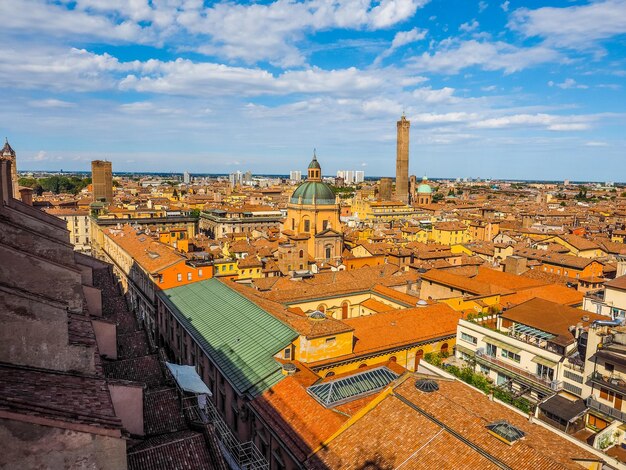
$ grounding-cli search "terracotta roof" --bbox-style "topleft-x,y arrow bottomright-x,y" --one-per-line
250,371 -> 348,462
605,275 -> 626,291
557,234 -> 601,252
471,267 -> 547,291
342,304 -> 461,357
307,376 -> 601,469
421,269 -> 510,296
0,363 -> 122,432
501,298 -> 605,346
128,430 -> 220,470
501,284 -> 584,308
104,225 -> 186,274
360,297 -> 396,313
143,387 -> 188,436
103,354 -> 165,387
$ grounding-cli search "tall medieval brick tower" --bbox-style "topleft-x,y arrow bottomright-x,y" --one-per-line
91,160 -> 113,203
395,114 -> 410,203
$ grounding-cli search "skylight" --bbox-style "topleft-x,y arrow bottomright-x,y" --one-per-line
486,420 -> 525,445
307,366 -> 399,407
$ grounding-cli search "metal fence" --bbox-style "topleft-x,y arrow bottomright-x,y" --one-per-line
183,396 -> 269,470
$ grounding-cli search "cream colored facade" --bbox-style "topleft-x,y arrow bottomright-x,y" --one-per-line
46,209 -> 92,252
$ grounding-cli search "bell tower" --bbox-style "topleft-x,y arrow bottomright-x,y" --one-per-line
396,114 -> 410,203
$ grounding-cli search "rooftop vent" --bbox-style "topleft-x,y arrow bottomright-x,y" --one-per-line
416,299 -> 428,307
414,378 -> 439,393
308,310 -> 327,321
281,363 -> 297,376
486,420 -> 525,445
147,251 -> 160,259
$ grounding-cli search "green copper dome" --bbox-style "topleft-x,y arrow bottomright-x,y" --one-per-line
417,176 -> 432,194
417,183 -> 432,194
308,158 -> 321,170
290,181 -> 336,205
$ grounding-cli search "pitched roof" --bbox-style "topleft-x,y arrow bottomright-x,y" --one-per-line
501,284 -> 584,308
128,430 -> 221,470
159,279 -> 298,396
501,298 -> 605,346
0,363 -> 122,432
421,269 -> 510,296
306,376 -> 601,470
342,304 -> 461,357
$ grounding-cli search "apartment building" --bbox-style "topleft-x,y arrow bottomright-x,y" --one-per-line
456,298 -> 604,401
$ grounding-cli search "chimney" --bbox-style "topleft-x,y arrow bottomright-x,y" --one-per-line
19,187 -> 33,206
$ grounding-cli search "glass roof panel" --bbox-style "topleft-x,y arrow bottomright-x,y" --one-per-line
307,366 -> 399,407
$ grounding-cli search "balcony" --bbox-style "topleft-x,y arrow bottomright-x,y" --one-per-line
587,371 -> 626,396
475,351 -> 560,393
586,397 -> 626,423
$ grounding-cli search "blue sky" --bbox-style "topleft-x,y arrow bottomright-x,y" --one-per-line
2,0 -> 625,180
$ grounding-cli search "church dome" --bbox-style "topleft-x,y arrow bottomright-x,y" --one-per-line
308,158 -> 321,170
417,176 -> 432,194
290,181 -> 336,205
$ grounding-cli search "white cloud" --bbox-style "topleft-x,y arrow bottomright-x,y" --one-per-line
500,1 -> 509,12
585,141 -> 609,146
121,61 -> 393,97
28,99 -> 75,108
509,0 -> 626,49
548,78 -> 588,89
459,19 -> 479,32
409,39 -> 560,74
0,46 -> 135,91
471,113 -> 594,131
412,87 -> 457,103
0,0 -> 149,43
479,1 -> 488,13
481,85 -> 497,91
184,0 -> 430,66
374,27 -> 427,64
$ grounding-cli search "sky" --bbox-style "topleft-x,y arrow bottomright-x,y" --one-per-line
2,0 -> 626,180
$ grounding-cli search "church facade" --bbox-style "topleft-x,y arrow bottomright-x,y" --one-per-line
283,152 -> 342,264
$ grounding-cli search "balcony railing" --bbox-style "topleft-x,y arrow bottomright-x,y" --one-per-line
476,351 -> 560,391
587,371 -> 626,395
586,397 -> 626,423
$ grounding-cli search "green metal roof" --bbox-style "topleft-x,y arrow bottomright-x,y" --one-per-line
158,279 -> 297,397
290,181 -> 336,205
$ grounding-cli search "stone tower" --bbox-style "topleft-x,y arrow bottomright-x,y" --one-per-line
91,160 -> 113,203
396,114 -> 410,203
1,138 -> 18,197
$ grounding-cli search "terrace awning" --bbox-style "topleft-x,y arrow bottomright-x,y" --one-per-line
166,362 -> 212,396
531,355 -> 558,368
455,344 -> 476,356
484,337 -> 522,354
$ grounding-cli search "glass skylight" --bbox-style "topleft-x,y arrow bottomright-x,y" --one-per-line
486,420 -> 525,444
307,366 -> 399,407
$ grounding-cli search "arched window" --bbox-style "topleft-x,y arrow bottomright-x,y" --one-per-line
415,349 -> 424,369
317,305 -> 325,312
325,371 -> 335,378
325,244 -> 332,260
341,301 -> 349,320
389,356 -> 397,362
358,363 -> 368,369
440,343 -> 449,356
299,250 -> 304,258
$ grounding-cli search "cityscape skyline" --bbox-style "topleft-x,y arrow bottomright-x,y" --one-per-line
3,0 -> 626,180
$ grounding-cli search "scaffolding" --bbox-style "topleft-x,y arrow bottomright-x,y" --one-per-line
182,396 -> 269,470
